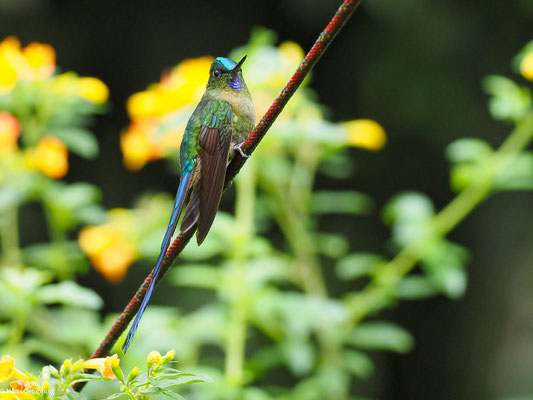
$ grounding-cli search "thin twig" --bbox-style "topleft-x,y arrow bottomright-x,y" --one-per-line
78,0 -> 362,386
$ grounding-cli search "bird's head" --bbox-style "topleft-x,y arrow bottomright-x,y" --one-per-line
206,56 -> 247,92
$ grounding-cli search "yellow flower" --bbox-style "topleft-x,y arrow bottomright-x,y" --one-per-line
127,90 -> 161,119
83,354 -> 119,379
0,37 -> 57,92
120,123 -> 152,170
520,52 -> 533,81
78,77 -> 109,104
127,56 -> 212,120
79,224 -> 137,282
22,42 -> 55,80
0,355 -> 28,382
27,135 -> 68,178
0,112 -> 21,154
344,119 -> 386,151
0,37 -> 23,93
147,351 -> 162,365
52,73 -> 108,104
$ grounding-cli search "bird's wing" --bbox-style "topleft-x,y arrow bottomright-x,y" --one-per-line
181,102 -> 233,244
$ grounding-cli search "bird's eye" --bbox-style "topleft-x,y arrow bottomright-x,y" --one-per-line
213,69 -> 222,78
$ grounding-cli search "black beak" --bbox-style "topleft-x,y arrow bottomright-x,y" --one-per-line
232,55 -> 246,72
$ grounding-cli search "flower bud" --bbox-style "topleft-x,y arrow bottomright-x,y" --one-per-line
126,366 -> 140,384
147,351 -> 161,367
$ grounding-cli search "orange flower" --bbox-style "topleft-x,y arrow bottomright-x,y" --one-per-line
120,119 -> 184,170
0,112 -> 21,153
79,224 -> 137,282
9,380 -> 39,399
22,42 -> 55,80
27,136 -> 68,178
83,354 -> 119,379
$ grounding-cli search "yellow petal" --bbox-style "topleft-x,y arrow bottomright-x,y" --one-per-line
92,241 -> 137,282
0,355 -> 28,382
0,58 -> 18,93
78,77 -> 109,104
0,355 -> 15,381
22,42 -> 55,80
344,119 -> 387,151
83,355 -> 119,379
520,52 -> 533,81
147,351 -> 161,365
78,225 -> 114,256
127,90 -> 160,119
30,135 -> 68,178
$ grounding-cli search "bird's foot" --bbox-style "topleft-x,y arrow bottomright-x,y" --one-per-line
234,143 -> 250,158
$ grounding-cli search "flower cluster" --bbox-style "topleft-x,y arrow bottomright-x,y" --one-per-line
78,208 -> 138,282
121,57 -> 213,170
78,194 -> 173,281
0,350 -> 206,399
0,36 -> 108,179
119,29 -> 386,172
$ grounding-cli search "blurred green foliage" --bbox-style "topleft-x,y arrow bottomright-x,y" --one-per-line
1,19 -> 533,400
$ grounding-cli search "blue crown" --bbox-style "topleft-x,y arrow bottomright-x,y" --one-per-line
216,57 -> 237,71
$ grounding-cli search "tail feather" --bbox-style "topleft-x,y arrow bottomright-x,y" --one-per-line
122,170 -> 193,353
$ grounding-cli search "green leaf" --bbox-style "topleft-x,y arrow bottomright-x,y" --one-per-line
383,192 -> 435,225
280,337 -> 315,376
315,233 -> 350,258
318,153 -> 356,179
311,191 -> 372,215
336,253 -> 385,280
168,264 -> 220,289
52,127 -> 99,159
105,393 -> 126,400
494,152 -> 533,191
36,281 -> 103,309
342,350 -> 374,378
446,138 -> 493,164
63,390 -> 88,400
483,75 -> 532,122
348,321 -> 414,353
383,192 -> 435,246
396,275 -> 439,299
421,240 -> 469,299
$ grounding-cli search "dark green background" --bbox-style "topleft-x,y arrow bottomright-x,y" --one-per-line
2,0 -> 533,398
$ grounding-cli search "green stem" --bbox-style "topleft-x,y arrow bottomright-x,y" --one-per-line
43,202 -> 70,280
225,158 -> 256,392
266,144 -> 327,297
0,205 -> 22,266
348,111 -> 533,323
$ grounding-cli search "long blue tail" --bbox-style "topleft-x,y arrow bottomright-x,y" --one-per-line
122,171 -> 192,353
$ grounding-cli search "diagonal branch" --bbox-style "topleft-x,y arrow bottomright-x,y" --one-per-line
85,0 -> 362,366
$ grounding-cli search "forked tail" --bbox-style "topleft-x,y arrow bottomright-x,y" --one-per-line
122,170 -> 192,353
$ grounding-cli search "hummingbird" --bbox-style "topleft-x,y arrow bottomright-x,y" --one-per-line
122,56 -> 255,353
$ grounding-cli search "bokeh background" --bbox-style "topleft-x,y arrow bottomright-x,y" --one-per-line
1,0 -> 533,399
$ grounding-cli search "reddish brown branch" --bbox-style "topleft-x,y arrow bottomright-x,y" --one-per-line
78,0 -> 361,390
